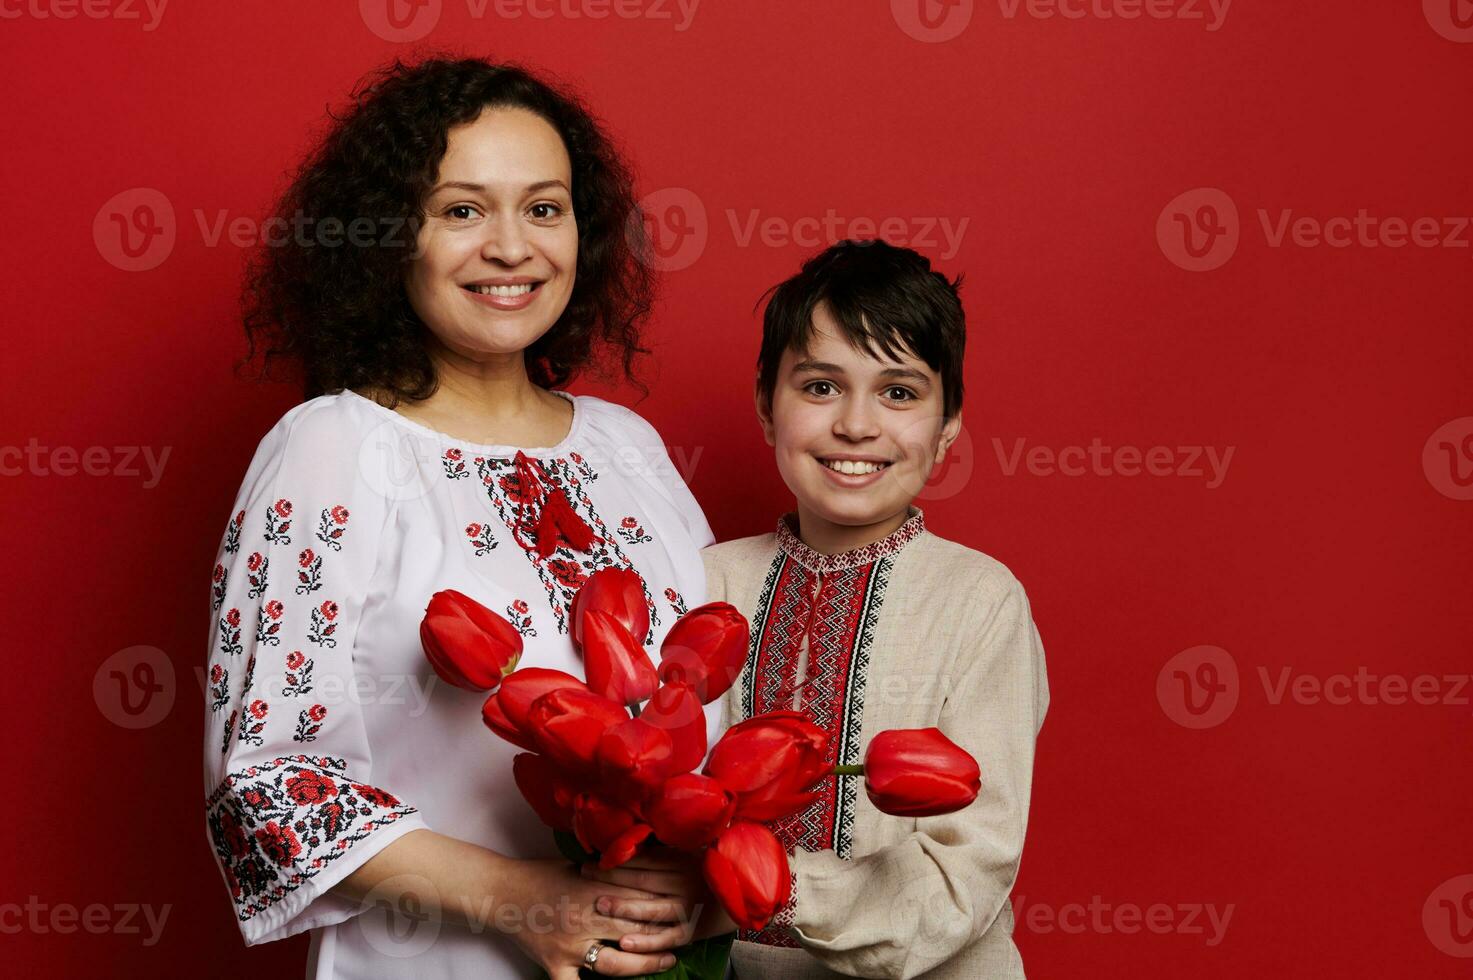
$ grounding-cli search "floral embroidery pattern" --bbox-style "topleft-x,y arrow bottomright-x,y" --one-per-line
465,521 -> 498,556
308,600 -> 339,648
209,663 -> 230,712
205,755 -> 417,923
442,447 -> 470,480
314,505 -> 350,551
237,699 -> 269,747
241,651 -> 257,696
222,709 -> 237,754
664,587 -> 688,618
256,600 -> 285,647
263,498 -> 293,545
294,704 -> 327,742
218,608 -> 243,658
506,599 -> 537,637
295,548 -> 323,595
282,650 -> 314,697
463,454 -> 659,640
617,515 -> 652,546
245,552 -> 269,599
211,563 -> 228,612
224,509 -> 244,555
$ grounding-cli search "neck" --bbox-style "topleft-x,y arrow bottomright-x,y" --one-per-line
422,335 -> 544,419
793,503 -> 911,556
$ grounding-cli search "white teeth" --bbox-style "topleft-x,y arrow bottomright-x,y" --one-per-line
469,283 -> 535,297
822,459 -> 887,475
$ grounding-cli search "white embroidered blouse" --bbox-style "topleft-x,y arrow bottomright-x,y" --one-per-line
201,388 -> 716,978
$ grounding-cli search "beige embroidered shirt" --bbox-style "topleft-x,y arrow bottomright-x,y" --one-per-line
703,510 -> 1049,979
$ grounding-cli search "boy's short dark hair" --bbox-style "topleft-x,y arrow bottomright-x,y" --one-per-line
756,239 -> 966,418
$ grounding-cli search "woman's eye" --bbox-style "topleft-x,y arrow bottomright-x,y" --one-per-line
446,204 -> 479,221
529,202 -> 565,221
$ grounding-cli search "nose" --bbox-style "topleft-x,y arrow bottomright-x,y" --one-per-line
832,395 -> 881,441
480,211 -> 531,265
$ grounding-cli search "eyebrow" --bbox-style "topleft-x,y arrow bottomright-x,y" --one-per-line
792,360 -> 933,386
426,179 -> 571,196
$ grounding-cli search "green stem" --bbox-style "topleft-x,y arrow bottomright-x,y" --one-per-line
833,764 -> 864,776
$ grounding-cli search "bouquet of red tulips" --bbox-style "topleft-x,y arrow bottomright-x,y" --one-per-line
420,569 -> 982,979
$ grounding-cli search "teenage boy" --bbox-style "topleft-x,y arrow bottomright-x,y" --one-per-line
704,239 -> 1050,978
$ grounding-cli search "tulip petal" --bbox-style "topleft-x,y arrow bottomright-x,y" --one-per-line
640,682 -> 708,774
583,610 -> 659,707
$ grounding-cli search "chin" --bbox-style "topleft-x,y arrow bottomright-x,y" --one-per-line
803,494 -> 894,529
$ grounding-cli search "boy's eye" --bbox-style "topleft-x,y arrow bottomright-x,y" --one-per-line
803,380 -> 839,397
883,386 -> 917,402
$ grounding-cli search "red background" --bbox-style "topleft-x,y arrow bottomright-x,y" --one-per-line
2,0 -> 1470,976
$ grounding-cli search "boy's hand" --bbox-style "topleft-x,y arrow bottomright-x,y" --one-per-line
582,846 -> 739,952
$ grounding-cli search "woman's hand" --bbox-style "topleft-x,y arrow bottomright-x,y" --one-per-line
495,856 -> 685,978
581,846 -> 739,955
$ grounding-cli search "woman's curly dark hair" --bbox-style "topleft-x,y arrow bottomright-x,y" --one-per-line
239,56 -> 655,405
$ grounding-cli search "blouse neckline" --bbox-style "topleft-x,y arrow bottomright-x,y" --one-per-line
775,506 -> 927,573
340,387 -> 585,458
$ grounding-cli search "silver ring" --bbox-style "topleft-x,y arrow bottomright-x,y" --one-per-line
584,942 -> 604,967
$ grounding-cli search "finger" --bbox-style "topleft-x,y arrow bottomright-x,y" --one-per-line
597,895 -> 690,923
589,945 -> 677,976
596,914 -> 682,938
616,922 -> 696,955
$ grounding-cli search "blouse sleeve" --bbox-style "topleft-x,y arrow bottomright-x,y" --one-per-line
789,573 -> 1050,979
201,402 -> 428,946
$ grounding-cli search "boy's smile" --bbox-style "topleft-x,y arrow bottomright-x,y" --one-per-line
758,302 -> 961,555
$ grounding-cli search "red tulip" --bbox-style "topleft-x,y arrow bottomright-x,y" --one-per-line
646,773 -> 735,850
571,567 -> 650,647
527,687 -> 632,772
511,752 -> 576,832
483,668 -> 588,750
863,728 -> 980,817
596,716 -> 675,793
658,602 -> 750,704
639,682 -> 708,775
583,610 -> 659,708
573,793 -> 654,870
702,822 -> 792,931
420,589 -> 522,692
482,692 -> 531,750
704,711 -> 831,821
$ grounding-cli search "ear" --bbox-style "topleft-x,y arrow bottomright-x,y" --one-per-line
932,413 -> 962,471
754,377 -> 777,448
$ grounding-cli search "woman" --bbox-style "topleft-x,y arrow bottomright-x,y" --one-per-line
204,57 -> 711,978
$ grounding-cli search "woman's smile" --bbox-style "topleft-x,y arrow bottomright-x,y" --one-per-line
462,276 -> 546,311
